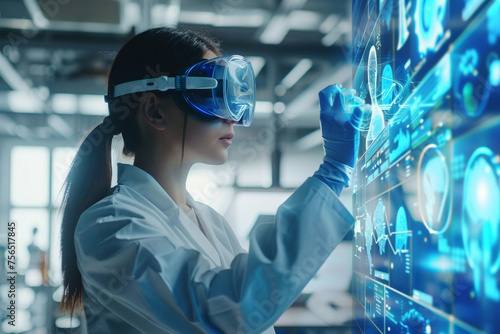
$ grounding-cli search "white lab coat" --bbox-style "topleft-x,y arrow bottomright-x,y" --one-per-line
75,163 -> 353,333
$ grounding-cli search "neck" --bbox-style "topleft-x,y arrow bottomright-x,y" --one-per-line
133,151 -> 192,211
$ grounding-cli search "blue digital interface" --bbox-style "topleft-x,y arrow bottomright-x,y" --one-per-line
351,0 -> 500,333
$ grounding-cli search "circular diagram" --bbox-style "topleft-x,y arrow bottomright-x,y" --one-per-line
417,144 -> 452,234
462,147 -> 500,279
453,48 -> 492,118
414,0 -> 447,57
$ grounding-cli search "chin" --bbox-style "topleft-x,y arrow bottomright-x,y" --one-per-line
202,152 -> 228,165
213,155 -> 229,165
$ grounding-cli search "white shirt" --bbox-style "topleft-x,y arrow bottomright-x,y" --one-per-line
75,163 -> 353,333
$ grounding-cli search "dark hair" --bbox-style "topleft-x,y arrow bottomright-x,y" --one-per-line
59,27 -> 221,316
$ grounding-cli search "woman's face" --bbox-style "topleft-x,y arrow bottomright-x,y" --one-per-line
183,115 -> 237,165
160,50 -> 238,166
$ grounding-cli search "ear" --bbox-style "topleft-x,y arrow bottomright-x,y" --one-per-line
138,93 -> 167,131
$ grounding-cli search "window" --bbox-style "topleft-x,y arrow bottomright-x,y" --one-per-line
8,145 -> 76,285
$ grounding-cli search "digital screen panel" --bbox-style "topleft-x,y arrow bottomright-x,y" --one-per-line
351,0 -> 500,333
385,287 -> 451,334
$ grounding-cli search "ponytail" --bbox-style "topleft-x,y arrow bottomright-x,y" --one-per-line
59,119 -> 116,316
58,26 -> 222,317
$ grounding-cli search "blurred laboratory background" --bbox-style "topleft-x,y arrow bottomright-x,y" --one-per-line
0,0 -> 355,333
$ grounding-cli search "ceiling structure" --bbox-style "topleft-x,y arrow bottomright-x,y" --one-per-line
0,0 -> 353,185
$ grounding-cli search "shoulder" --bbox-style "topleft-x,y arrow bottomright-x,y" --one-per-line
78,186 -> 150,225
75,185 -> 170,250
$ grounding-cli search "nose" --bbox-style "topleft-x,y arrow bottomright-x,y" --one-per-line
223,119 -> 238,125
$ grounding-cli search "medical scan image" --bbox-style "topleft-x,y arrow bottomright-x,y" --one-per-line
352,0 -> 500,333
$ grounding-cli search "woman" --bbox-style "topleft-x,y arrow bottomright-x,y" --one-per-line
59,27 -> 362,333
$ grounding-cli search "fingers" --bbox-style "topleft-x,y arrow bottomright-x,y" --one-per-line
350,105 -> 364,128
318,84 -> 343,111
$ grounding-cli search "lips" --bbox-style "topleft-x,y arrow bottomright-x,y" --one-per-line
219,133 -> 234,140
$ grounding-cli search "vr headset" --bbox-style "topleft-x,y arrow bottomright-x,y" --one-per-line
105,55 -> 256,127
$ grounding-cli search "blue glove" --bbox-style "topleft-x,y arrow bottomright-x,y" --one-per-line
313,84 -> 364,194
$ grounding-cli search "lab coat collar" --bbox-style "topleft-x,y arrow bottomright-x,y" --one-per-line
116,163 -> 179,213
185,193 -> 232,266
116,163 -> 225,267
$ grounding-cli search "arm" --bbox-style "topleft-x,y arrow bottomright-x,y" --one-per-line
75,177 -> 353,333
313,84 -> 364,195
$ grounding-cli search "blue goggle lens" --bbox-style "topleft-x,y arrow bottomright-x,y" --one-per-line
183,55 -> 255,126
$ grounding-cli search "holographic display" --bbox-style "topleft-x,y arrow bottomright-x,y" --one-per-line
351,0 -> 500,333
366,45 -> 386,148
413,0 -> 448,57
452,121 -> 500,333
418,144 -> 452,234
397,0 -> 410,50
395,207 -> 409,253
365,278 -> 385,331
385,287 -> 450,334
462,147 -> 500,299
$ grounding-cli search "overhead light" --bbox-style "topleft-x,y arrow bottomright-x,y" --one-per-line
321,21 -> 350,46
25,0 -> 133,33
55,316 -> 80,329
179,11 -> 266,27
274,102 -> 286,114
246,56 -> 266,77
287,10 -> 322,30
212,12 -> 266,27
79,94 -> 108,115
166,0 -> 181,25
52,285 -> 64,303
274,85 -> 287,97
52,94 -> 108,115
178,11 -> 215,25
51,94 -> 78,114
152,1 -> 180,27
0,53 -> 31,91
255,101 -> 274,114
259,14 -> 289,44
319,14 -> 339,34
7,91 -> 43,113
280,58 -> 313,89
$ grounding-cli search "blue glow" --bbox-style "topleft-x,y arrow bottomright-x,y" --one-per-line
487,1 -> 500,45
421,147 -> 450,233
390,127 -> 411,162
397,0 -> 410,50
366,46 -> 386,148
352,0 -> 500,330
459,49 -> 479,76
365,212 -> 374,275
401,309 -> 430,334
426,253 -> 456,271
385,288 -> 450,334
462,0 -> 487,21
374,199 -> 388,254
453,48 -> 492,118
431,53 -> 452,102
381,64 -> 395,107
490,59 -> 500,86
462,147 -> 500,300
395,206 -> 409,252
414,0 -> 447,56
